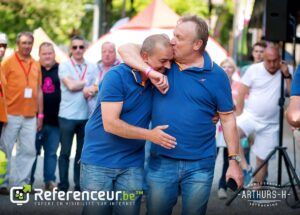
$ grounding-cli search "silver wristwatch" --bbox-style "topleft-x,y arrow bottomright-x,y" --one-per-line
228,155 -> 241,163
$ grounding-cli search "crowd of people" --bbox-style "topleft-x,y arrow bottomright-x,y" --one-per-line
0,13 -> 299,215
0,33 -> 121,194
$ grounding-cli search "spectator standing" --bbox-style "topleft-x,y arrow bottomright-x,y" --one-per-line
58,36 -> 97,192
0,32 -> 43,194
0,33 -> 8,136
84,42 -> 120,116
30,42 -> 61,191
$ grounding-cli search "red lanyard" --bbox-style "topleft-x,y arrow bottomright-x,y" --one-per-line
70,59 -> 87,81
0,82 -> 3,97
99,70 -> 104,81
15,53 -> 32,86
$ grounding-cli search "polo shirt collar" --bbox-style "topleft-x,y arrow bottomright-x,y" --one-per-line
175,51 -> 213,72
202,51 -> 213,71
71,56 -> 87,66
98,59 -> 120,72
15,52 -> 33,63
130,69 -> 149,87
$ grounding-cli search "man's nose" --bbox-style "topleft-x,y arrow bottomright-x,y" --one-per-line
170,38 -> 176,45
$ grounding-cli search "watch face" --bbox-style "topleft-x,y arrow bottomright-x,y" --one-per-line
230,156 -> 241,162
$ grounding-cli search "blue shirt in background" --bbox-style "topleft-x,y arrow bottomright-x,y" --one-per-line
291,65 -> 300,96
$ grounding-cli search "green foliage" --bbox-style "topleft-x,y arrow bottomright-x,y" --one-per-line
165,0 -> 208,17
0,0 -> 234,49
0,0 -> 93,46
212,0 -> 234,50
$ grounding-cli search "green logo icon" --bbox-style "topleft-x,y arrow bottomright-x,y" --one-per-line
14,184 -> 31,200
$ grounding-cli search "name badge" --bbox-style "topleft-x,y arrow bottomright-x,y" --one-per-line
24,87 -> 32,98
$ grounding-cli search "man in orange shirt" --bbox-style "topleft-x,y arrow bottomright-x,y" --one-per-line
0,32 -> 43,195
0,33 -> 8,136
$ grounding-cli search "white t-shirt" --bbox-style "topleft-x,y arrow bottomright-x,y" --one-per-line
241,62 -> 290,124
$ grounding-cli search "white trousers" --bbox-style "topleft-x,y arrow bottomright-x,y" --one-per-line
0,115 -> 36,187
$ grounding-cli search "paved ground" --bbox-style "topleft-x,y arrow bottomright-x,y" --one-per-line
1,117 -> 300,215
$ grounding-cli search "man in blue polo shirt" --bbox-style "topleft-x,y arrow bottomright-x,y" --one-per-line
80,34 -> 176,215
287,64 -> 300,127
119,15 -> 243,215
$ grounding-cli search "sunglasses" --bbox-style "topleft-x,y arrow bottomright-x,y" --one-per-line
0,44 -> 7,49
72,45 -> 84,50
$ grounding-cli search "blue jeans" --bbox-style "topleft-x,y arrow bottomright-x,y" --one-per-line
216,147 -> 228,190
146,152 -> 215,215
80,163 -> 143,215
31,125 -> 60,184
143,141 -> 151,193
58,117 -> 87,191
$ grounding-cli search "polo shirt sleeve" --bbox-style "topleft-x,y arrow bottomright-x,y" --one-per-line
85,64 -> 98,86
1,58 -> 10,78
58,63 -> 71,80
100,69 -> 124,102
216,70 -> 234,113
291,64 -> 300,96
241,65 -> 254,87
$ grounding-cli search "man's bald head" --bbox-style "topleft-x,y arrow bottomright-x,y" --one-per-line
140,34 -> 173,73
264,45 -> 280,58
263,45 -> 281,74
141,34 -> 170,56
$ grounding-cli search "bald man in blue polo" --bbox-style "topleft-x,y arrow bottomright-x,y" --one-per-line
119,15 -> 243,215
80,34 -> 176,215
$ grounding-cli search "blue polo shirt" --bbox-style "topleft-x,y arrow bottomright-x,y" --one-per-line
151,52 -> 233,163
81,63 -> 152,168
291,65 -> 300,96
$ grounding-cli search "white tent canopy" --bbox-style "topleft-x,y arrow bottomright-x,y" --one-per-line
85,29 -> 228,65
84,0 -> 228,64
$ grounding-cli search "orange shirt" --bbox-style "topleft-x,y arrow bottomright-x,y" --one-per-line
0,65 -> 7,122
1,52 -> 41,117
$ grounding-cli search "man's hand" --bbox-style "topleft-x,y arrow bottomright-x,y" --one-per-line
83,86 -> 97,99
226,160 -> 244,189
280,61 -> 289,77
37,118 -> 43,131
148,70 -> 169,94
147,125 -> 176,149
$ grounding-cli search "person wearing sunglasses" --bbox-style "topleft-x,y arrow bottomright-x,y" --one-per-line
0,33 -> 8,137
57,36 -> 97,192
0,33 -> 7,194
80,34 -> 176,215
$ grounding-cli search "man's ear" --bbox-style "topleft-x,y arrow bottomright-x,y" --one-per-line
141,51 -> 149,63
193,39 -> 203,52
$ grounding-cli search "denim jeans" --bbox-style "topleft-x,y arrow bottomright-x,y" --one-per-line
58,117 -> 87,191
143,141 -> 151,194
216,147 -> 228,190
31,125 -> 60,184
80,163 -> 143,215
0,122 -> 3,137
146,152 -> 215,215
